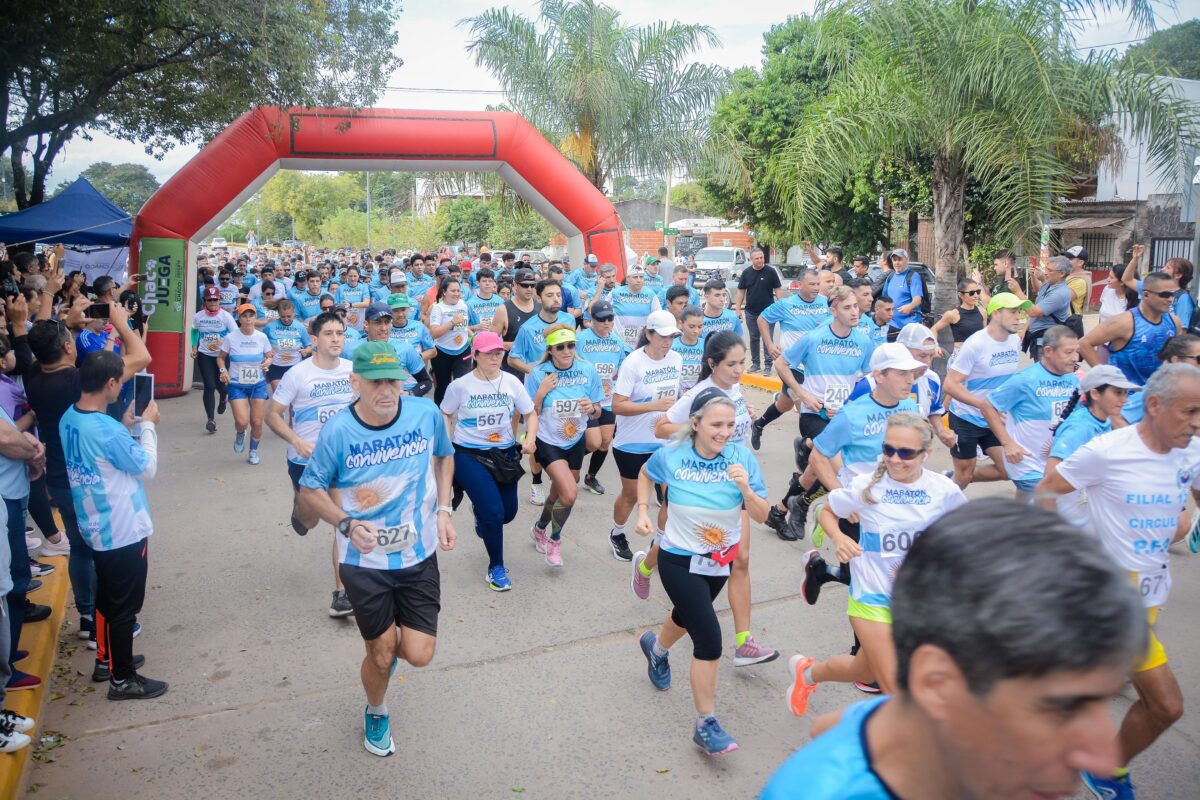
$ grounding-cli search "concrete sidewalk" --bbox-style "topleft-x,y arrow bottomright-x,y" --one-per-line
23,387 -> 1200,799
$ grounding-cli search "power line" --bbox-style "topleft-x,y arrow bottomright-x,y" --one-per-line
1076,36 -> 1149,49
384,85 -> 504,94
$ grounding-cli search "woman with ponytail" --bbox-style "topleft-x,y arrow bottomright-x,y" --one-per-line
786,413 -> 965,715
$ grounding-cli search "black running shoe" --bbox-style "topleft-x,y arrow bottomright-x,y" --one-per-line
107,673 -> 168,701
750,421 -> 764,451
91,655 -> 145,683
290,513 -> 309,536
784,495 -> 811,541
329,590 -> 354,618
205,419 -> 217,434
23,604 -> 51,623
609,532 -> 633,561
217,397 -> 227,415
767,506 -> 797,540
801,549 -> 825,605
583,474 -> 605,495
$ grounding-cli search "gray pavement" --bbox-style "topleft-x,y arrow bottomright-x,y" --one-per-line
25,386 -> 1200,799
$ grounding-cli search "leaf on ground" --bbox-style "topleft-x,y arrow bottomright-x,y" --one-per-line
656,769 -> 670,774
511,789 -> 525,794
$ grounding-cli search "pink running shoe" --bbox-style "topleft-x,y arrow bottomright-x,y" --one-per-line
530,523 -> 548,554
733,636 -> 780,667
787,655 -> 817,717
545,537 -> 563,567
631,551 -> 651,600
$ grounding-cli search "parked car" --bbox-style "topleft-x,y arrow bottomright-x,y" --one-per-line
281,239 -> 304,249
691,246 -> 747,302
210,237 -> 228,249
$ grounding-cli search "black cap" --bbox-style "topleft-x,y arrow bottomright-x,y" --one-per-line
689,386 -> 728,416
435,266 -> 451,277
514,268 -> 537,283
590,300 -> 615,321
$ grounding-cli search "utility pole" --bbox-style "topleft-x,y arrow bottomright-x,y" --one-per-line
366,172 -> 372,250
662,164 -> 673,257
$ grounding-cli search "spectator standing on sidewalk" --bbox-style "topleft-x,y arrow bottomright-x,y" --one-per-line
0,406 -> 45,691
735,248 -> 784,374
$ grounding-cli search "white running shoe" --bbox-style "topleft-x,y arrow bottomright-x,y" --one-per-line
529,484 -> 545,506
39,532 -> 70,556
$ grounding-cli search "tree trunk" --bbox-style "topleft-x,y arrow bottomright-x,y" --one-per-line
930,150 -> 967,373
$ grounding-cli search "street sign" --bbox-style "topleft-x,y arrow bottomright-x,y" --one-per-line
665,227 -> 679,236
654,221 -> 664,230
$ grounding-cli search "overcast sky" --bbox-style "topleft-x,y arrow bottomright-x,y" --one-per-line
47,0 -> 1182,187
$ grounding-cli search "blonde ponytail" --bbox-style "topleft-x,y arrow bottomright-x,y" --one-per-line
861,458 -> 889,505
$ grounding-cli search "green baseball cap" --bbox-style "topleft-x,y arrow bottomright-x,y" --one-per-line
352,341 -> 410,381
386,292 -> 411,309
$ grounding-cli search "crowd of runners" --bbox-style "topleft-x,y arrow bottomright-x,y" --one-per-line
7,238 -> 1196,798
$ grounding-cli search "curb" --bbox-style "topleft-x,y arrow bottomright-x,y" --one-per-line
739,372 -> 782,393
0,551 -> 70,799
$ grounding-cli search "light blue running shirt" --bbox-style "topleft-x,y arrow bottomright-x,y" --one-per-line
576,328 -> 630,410
760,293 -> 831,352
300,397 -> 453,571
701,308 -> 743,338
985,363 -> 1079,483
814,393 -> 920,485
610,285 -> 662,349
524,358 -> 604,448
782,322 -> 875,417
263,318 -> 312,368
467,292 -> 505,330
388,319 -> 434,354
510,311 -> 576,366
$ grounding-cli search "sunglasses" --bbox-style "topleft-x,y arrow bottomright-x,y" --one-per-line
1146,290 -> 1176,299
961,289 -> 981,296
882,444 -> 923,460
550,342 -> 576,352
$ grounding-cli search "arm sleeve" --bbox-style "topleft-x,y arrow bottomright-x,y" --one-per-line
590,370 -> 605,403
523,366 -> 541,403
511,327 -> 533,364
733,314 -> 744,335
613,358 -> 639,397
420,327 -> 434,350
403,347 -> 424,378
760,301 -> 783,324
11,333 -> 34,378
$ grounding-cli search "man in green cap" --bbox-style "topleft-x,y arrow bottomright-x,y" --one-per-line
943,292 -> 1029,489
299,339 -> 457,758
385,292 -> 435,362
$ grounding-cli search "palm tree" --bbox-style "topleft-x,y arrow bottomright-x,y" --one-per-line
460,0 -> 728,191
772,0 -> 1199,314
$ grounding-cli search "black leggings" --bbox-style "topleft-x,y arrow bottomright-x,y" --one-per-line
431,349 -> 472,406
658,550 -> 728,661
196,354 -> 227,420
27,475 -> 58,539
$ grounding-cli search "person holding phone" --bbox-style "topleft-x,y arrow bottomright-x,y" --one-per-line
217,304 -> 274,466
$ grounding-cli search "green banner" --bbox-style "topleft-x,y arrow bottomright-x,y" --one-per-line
139,237 -> 187,334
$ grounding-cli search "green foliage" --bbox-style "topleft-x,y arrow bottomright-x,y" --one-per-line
259,172 -> 364,241
667,183 -> 721,216
488,210 -> 555,250
461,0 -> 727,189
346,172 -> 418,216
435,198 -> 498,245
611,177 -> 667,203
1122,20 -> 1200,80
53,162 -> 160,214
315,208 -> 440,251
3,0 -> 401,207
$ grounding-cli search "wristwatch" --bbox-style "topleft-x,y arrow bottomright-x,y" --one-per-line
337,516 -> 354,537
437,505 -> 453,515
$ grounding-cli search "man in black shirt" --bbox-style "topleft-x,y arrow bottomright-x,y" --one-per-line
25,304 -> 150,648
735,247 -> 784,373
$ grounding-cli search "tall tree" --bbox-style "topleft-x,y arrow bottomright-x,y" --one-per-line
435,198 -> 498,245
54,162 -> 161,214
460,0 -> 727,191
2,0 -> 401,207
773,0 -> 1198,315
1122,20 -> 1200,81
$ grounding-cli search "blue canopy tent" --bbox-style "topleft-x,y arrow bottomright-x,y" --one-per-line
0,177 -> 132,247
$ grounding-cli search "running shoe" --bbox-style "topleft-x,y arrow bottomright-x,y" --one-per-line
801,549 -> 826,606
765,506 -> 791,538
205,419 -> 217,434
107,673 -> 168,701
29,561 -> 54,578
609,531 -> 633,561
1082,771 -> 1135,800
0,721 -> 31,754
78,615 -> 94,641
6,671 -> 40,691
639,631 -> 671,690
39,532 -> 69,556
810,500 -> 827,548
217,397 -> 227,415
733,636 -> 780,667
234,431 -> 246,453
329,590 -> 353,617
529,484 -> 545,506
631,551 -> 652,600
583,474 -> 605,495
786,654 -> 817,717
91,654 -> 146,683
750,420 -> 764,451
23,603 -> 51,623
854,681 -> 881,694
290,513 -> 309,536
27,580 -> 41,593
0,710 -> 34,734
545,537 -> 563,567
530,522 -> 549,553
1188,511 -> 1200,554
784,494 -> 811,541
693,716 -> 739,756
133,621 -> 142,639
363,708 -> 395,757
247,450 -> 261,466
24,535 -> 39,554
486,565 -> 512,592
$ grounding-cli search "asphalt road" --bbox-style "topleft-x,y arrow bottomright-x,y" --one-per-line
24,386 -> 1200,799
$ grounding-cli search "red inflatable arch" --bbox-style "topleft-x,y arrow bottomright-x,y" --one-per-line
130,107 -> 627,396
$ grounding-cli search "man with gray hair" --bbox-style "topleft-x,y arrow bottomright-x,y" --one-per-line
763,499 -> 1148,799
1006,255 -> 1074,360
1037,362 -> 1200,799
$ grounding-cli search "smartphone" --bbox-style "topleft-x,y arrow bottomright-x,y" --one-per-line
134,372 -> 154,417
84,302 -> 110,319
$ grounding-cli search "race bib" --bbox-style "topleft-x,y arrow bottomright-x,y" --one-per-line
879,529 -> 915,559
689,553 -> 731,577
374,522 -> 417,555
237,364 -> 263,384
474,410 -> 508,442
654,385 -> 677,401
623,325 -> 640,344
1135,566 -> 1171,608
594,362 -> 617,379
824,384 -> 851,411
277,337 -> 299,352
1052,399 -> 1069,419
201,333 -> 222,354
552,397 -> 582,419
681,363 -> 700,384
346,310 -> 361,326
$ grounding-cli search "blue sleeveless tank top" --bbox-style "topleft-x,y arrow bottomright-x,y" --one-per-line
1109,307 -> 1176,386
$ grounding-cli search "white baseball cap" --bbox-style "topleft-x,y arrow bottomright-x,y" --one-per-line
896,323 -> 938,352
870,342 -> 926,372
645,310 -> 681,337
1079,364 -> 1139,392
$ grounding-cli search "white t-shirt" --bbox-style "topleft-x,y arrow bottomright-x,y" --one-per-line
271,358 -> 355,464
441,371 -> 533,449
1098,285 -> 1128,323
219,329 -> 272,385
947,327 -> 1022,427
1056,425 -> 1199,606
429,301 -> 471,354
612,348 -> 682,453
827,469 -> 967,609
666,378 -> 754,445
